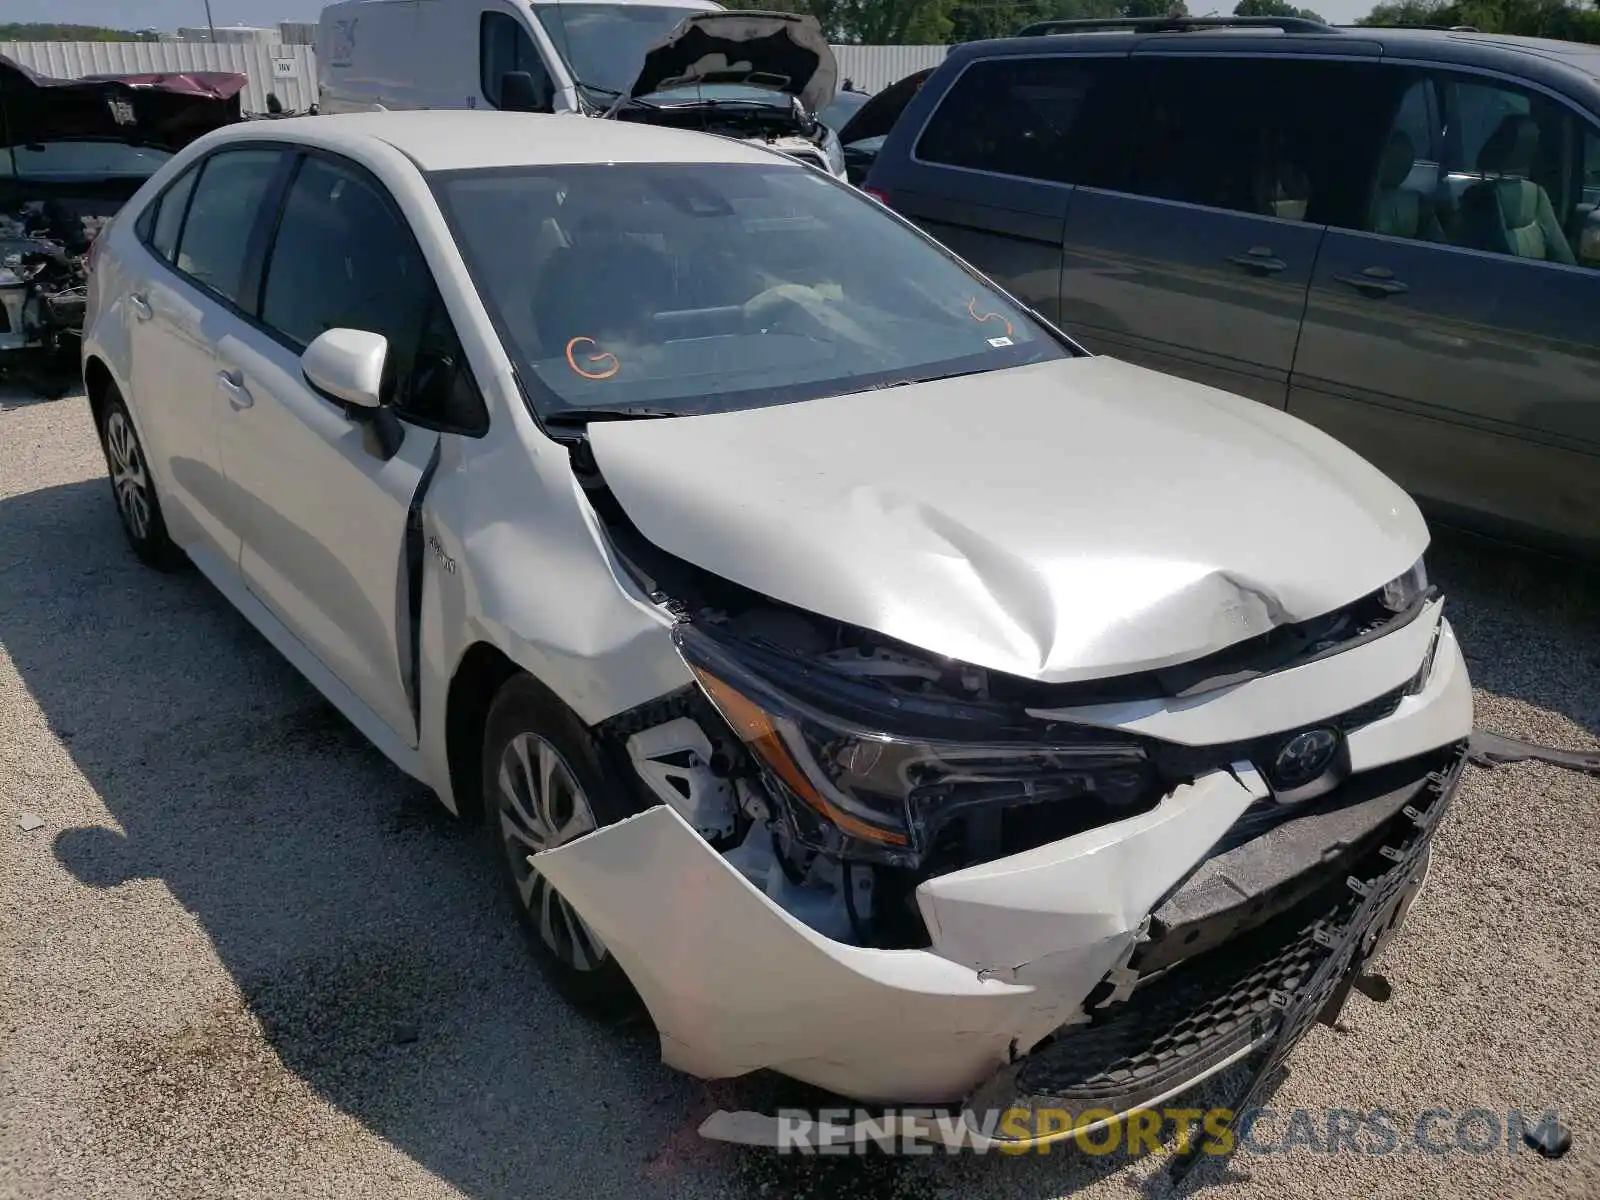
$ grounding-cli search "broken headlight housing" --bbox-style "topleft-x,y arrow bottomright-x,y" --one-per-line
674,624 -> 1153,868
1379,556 -> 1430,614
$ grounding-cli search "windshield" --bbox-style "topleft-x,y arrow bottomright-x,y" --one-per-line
1,140 -> 172,179
432,162 -> 1066,418
532,4 -> 706,96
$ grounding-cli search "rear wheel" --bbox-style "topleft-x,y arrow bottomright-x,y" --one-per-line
482,674 -> 643,1019
96,391 -> 185,571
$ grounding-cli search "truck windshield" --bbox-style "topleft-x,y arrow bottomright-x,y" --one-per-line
532,4 -> 705,96
431,161 -> 1067,419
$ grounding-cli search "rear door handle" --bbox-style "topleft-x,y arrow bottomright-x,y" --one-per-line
129,293 -> 152,321
217,368 -> 253,410
1335,266 -> 1410,297
1228,247 -> 1288,274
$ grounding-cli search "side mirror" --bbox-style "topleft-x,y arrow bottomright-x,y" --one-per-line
303,327 -> 387,408
302,328 -> 405,459
501,70 -> 553,114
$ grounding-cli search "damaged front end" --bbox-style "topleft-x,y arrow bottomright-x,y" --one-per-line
0,56 -> 244,373
530,513 -> 1471,1108
612,12 -> 845,177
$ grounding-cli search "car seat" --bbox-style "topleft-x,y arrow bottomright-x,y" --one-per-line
531,221 -> 679,358
1458,114 -> 1576,264
1367,130 -> 1444,242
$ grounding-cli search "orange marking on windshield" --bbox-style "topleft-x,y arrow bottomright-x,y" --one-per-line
565,336 -> 621,381
966,298 -> 1014,339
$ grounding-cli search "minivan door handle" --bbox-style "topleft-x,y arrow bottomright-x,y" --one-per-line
1227,247 -> 1288,274
1335,266 -> 1410,297
129,293 -> 153,322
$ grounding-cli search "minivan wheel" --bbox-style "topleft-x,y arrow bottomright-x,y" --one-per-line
96,393 -> 184,571
482,674 -> 643,1019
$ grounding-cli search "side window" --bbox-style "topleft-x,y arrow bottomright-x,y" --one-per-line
913,57 -> 1111,184
1575,126 -> 1600,266
173,149 -> 283,308
148,164 -> 200,262
1363,75 -> 1448,244
259,155 -> 486,432
480,11 -> 551,109
1101,57 -> 1391,226
1436,75 -> 1583,267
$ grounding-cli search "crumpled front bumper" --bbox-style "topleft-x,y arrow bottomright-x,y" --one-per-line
532,620 -> 1472,1108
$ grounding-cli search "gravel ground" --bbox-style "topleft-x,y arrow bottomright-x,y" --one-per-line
2,386 -> 1597,1200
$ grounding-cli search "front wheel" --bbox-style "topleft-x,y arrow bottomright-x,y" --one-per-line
482,674 -> 643,1019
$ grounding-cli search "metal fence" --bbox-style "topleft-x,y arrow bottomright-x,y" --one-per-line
1,41 -> 319,114
2,40 -> 949,115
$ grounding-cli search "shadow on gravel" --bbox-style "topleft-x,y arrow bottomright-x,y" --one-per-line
5,473 -> 1595,1200
1425,529 -> 1600,740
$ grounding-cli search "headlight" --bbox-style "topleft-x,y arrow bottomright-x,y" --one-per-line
1378,556 -> 1430,614
674,624 -> 1151,868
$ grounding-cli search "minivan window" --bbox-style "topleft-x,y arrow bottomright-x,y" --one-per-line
260,155 -> 486,431
534,4 -> 702,98
432,162 -> 1067,418
1435,75 -> 1588,267
172,149 -> 281,308
914,57 -> 1111,184
481,11 -> 552,108
1094,57 -> 1391,227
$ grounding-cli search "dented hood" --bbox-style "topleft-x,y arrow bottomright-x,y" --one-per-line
588,356 -> 1429,684
628,11 -> 837,113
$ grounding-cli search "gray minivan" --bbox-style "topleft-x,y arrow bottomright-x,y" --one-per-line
862,17 -> 1600,556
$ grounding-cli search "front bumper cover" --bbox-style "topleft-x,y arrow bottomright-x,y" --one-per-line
532,622 -> 1471,1110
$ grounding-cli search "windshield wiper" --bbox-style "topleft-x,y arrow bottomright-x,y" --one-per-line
544,405 -> 680,426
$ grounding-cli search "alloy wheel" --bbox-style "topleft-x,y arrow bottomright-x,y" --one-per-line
497,732 -> 608,971
105,411 -> 152,541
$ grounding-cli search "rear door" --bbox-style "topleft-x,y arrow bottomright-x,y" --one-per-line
1291,68 -> 1600,550
1058,52 -> 1392,408
127,146 -> 285,566
868,54 -> 1121,327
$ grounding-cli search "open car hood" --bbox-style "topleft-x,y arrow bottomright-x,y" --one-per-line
628,11 -> 837,114
588,356 -> 1430,684
1,56 -> 245,153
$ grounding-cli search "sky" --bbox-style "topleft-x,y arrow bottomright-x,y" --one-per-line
8,0 -> 1381,34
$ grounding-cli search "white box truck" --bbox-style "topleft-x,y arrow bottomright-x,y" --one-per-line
315,0 -> 847,175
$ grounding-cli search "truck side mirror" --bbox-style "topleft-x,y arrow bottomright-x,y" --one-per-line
501,70 -> 553,114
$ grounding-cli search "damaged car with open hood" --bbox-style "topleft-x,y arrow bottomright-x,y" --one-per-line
317,0 -> 849,176
82,110 -> 1473,1150
1,56 -> 244,378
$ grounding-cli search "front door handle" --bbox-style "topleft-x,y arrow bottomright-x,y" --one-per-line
1335,266 -> 1410,297
1228,246 -> 1288,274
217,368 -> 253,410
129,293 -> 152,321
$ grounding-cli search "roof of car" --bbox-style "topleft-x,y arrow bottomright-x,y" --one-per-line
211,110 -> 783,172
948,23 -> 1600,87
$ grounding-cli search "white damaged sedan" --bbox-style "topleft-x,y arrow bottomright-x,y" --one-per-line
83,111 -> 1472,1140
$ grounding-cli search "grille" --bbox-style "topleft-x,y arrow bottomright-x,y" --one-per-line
993,743 -> 1464,1123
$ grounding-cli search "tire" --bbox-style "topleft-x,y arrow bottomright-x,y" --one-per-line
96,390 -> 185,571
482,673 -> 644,1019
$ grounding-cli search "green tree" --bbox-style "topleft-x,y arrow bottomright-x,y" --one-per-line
1356,0 -> 1600,42
0,23 -> 160,41
1233,0 -> 1327,20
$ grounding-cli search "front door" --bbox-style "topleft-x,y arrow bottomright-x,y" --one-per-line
1291,69 -> 1600,550
218,151 -> 474,744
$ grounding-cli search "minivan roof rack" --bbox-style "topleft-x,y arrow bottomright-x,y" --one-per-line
1014,15 -> 1334,36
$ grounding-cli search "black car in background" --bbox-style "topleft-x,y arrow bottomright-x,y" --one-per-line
862,18 -> 1600,557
